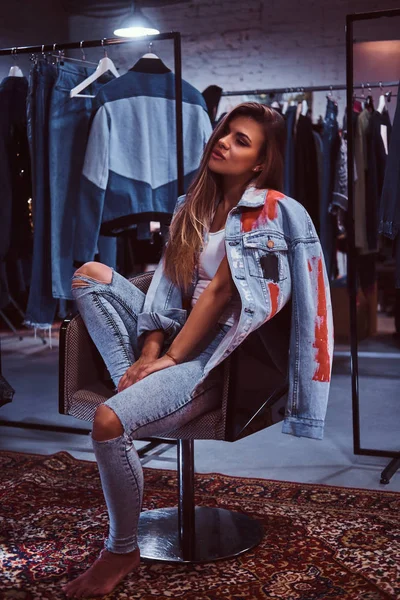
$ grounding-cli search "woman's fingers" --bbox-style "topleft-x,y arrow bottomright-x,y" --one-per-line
118,368 -> 140,392
135,356 -> 175,381
118,370 -> 132,392
117,376 -> 125,392
118,357 -> 174,390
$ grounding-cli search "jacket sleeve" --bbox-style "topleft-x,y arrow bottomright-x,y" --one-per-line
136,195 -> 188,345
74,105 -> 110,264
282,216 -> 334,440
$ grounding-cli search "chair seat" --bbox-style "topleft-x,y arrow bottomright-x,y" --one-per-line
163,408 -> 223,440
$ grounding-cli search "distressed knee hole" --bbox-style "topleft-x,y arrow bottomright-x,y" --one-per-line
72,262 -> 113,288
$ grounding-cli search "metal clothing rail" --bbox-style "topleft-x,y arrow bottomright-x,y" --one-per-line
221,81 -> 400,97
346,8 -> 400,485
0,32 -> 184,441
0,33 -> 184,196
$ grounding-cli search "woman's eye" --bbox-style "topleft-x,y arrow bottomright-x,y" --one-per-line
237,138 -> 248,146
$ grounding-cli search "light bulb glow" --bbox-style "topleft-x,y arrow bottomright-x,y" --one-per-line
113,26 -> 160,38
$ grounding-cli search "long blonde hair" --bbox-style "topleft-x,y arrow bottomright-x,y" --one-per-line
164,102 -> 286,291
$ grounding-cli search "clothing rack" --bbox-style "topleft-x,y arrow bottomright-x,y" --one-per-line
0,33 -> 184,197
221,81 -> 399,97
346,8 -> 400,484
0,32 -> 184,445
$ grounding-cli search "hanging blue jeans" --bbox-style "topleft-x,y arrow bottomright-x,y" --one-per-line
320,99 -> 339,280
49,63 -> 116,301
25,60 -> 58,329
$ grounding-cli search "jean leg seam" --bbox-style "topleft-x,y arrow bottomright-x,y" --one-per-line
118,442 -> 141,550
92,293 -> 132,367
102,291 -> 140,324
124,443 -> 143,514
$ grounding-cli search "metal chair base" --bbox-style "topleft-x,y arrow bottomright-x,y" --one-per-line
138,506 -> 263,563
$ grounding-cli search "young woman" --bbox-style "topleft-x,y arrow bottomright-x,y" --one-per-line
64,102 -> 332,598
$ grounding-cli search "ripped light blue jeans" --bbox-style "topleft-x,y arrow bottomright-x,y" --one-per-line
71,269 -> 229,554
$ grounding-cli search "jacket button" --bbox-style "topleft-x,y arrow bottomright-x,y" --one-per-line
244,307 -> 254,314
267,240 -> 275,249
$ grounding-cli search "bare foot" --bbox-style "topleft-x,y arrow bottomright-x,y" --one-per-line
63,548 -> 140,598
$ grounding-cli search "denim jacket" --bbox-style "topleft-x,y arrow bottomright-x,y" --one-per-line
137,187 -> 334,440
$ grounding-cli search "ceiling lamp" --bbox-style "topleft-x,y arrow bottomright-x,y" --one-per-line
113,2 -> 160,37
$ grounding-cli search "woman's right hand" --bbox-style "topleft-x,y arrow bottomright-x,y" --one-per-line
117,356 -> 157,393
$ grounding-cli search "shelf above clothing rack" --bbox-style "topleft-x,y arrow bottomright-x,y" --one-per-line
221,80 -> 400,97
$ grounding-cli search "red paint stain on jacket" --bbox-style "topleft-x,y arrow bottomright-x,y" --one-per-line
308,256 -> 331,382
268,282 -> 279,319
241,190 -> 284,232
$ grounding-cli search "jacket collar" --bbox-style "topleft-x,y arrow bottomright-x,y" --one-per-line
237,186 -> 268,209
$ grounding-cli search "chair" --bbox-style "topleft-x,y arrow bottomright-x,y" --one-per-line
59,271 -> 289,563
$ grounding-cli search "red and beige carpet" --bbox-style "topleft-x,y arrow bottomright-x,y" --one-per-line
0,450 -> 399,599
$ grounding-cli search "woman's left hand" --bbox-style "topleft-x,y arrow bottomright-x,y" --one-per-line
135,354 -> 177,382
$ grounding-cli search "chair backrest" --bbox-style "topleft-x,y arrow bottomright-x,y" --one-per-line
223,322 -> 289,442
129,271 -> 155,294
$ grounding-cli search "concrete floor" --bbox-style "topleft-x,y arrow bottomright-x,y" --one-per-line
0,326 -> 399,492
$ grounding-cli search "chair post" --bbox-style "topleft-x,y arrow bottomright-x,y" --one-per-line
138,435 -> 263,563
177,439 -> 195,560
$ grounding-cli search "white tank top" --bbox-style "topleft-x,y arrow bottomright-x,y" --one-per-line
191,229 -> 241,327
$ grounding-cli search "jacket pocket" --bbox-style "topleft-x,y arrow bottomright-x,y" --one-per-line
243,232 -> 288,282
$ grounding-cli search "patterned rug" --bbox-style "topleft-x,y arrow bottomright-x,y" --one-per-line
0,451 -> 399,600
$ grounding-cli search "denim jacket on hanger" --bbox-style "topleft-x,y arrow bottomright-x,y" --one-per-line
137,186 -> 334,440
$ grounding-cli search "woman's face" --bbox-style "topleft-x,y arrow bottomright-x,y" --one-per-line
208,116 -> 265,178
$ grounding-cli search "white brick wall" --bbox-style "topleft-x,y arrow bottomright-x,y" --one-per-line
0,0 -> 399,122
67,0 -> 400,123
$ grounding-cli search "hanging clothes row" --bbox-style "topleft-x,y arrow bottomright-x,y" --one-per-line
379,91 -> 400,335
211,83 -> 398,289
268,95 -> 340,279
210,88 -> 343,279
379,92 -> 400,278
0,46 -> 211,331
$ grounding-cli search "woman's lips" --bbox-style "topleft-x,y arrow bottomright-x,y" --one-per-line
211,150 -> 226,160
